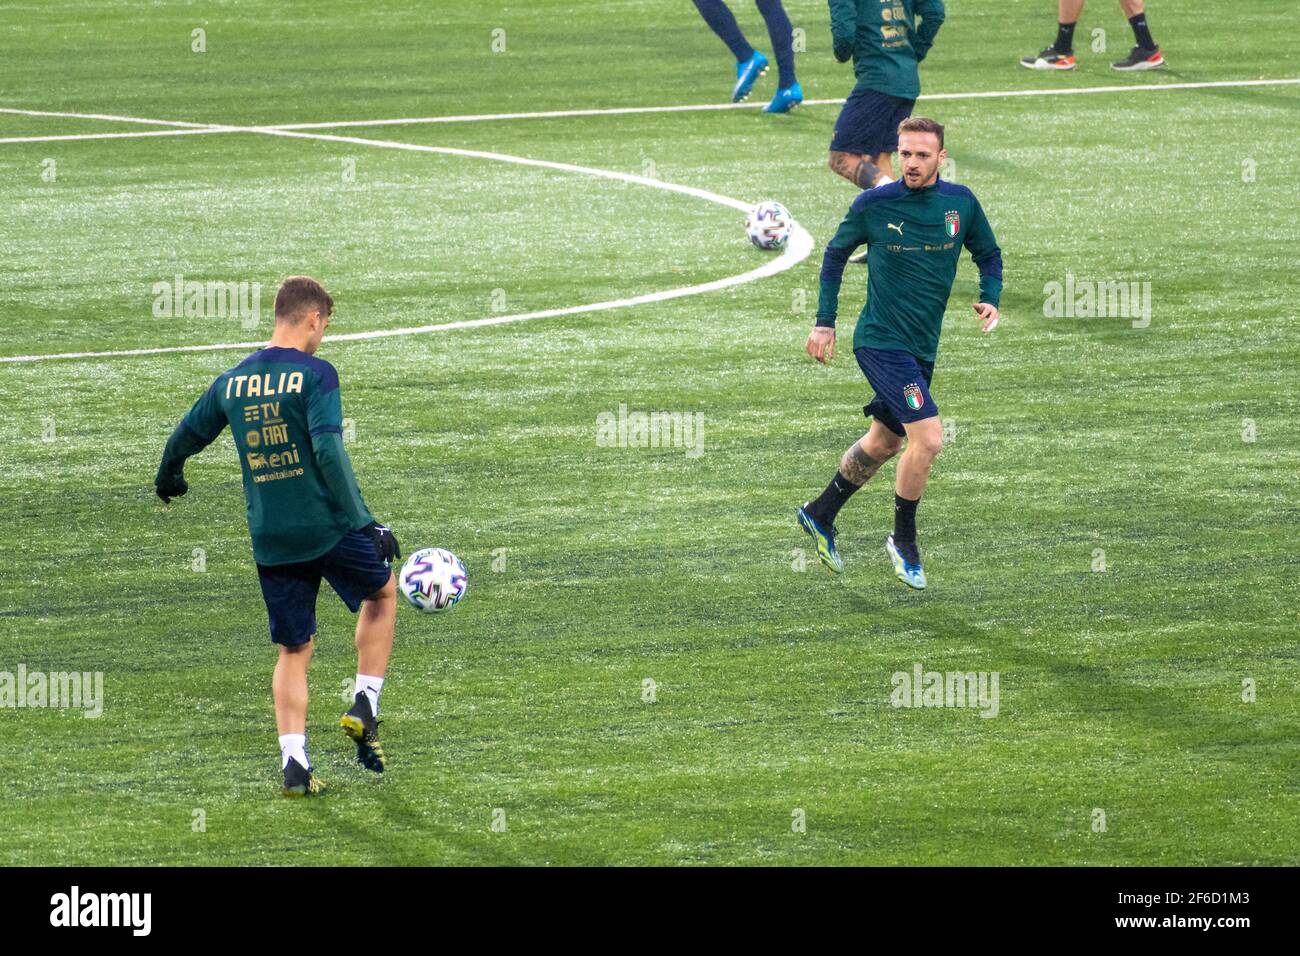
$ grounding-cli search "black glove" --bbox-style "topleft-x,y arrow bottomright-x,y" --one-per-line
155,471 -> 189,504
362,521 -> 401,563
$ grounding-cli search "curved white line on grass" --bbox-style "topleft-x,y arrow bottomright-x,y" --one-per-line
0,127 -> 813,363
263,77 -> 1300,130
4,76 -> 1297,138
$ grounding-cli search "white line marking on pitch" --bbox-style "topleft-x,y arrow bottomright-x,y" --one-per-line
0,106 -> 217,127
2,76 -> 1296,139
0,127 -> 237,145
262,77 -> 1300,130
6,72 -> 1294,356
0,125 -> 813,363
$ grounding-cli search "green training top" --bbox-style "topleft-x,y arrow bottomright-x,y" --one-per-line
156,346 -> 374,566
816,178 -> 1003,362
829,0 -> 946,100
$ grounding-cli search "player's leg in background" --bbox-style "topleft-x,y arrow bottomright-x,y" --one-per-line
863,93 -> 913,192
828,151 -> 887,189
1112,0 -> 1164,69
754,0 -> 802,112
871,151 -> 896,183
1019,0 -> 1086,69
692,0 -> 769,102
1055,0 -> 1087,48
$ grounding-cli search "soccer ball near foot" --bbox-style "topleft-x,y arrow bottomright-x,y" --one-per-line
398,547 -> 467,613
745,200 -> 793,250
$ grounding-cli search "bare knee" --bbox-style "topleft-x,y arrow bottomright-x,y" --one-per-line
909,432 -> 943,461
866,432 -> 903,461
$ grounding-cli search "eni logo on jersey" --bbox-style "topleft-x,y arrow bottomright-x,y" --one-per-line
246,444 -> 300,471
225,371 -> 303,399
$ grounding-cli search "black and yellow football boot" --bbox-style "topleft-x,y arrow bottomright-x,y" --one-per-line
340,692 -> 387,773
282,757 -> 326,798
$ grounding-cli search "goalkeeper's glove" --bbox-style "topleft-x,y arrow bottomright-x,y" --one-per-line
155,470 -> 189,504
362,521 -> 401,563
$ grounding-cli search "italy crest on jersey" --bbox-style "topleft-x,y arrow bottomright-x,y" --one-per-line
903,384 -> 924,411
944,210 -> 960,238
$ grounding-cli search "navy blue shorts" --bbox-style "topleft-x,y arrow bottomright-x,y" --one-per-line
256,530 -> 393,647
856,347 -> 938,437
830,87 -> 916,157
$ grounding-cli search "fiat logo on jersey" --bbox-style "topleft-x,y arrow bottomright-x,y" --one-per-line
945,210 -> 960,238
903,384 -> 924,411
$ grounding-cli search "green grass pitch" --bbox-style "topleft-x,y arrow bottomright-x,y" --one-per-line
0,0 -> 1296,865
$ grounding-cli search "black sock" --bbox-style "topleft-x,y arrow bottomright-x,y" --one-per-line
808,472 -> 861,525
893,493 -> 919,543
1128,13 -> 1156,51
1053,21 -> 1076,54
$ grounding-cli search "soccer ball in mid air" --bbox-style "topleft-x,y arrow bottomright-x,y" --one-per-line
398,547 -> 467,613
745,200 -> 793,250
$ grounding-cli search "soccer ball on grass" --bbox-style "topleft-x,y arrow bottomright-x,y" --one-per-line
745,200 -> 793,250
398,547 -> 467,613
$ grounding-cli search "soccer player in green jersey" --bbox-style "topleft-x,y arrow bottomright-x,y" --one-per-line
827,0 -> 946,194
797,117 -> 1003,590
154,277 -> 400,796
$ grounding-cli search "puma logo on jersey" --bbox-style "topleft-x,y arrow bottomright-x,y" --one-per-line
887,222 -> 904,235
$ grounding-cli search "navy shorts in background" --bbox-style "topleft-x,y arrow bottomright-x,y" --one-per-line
856,347 -> 939,437
830,87 -> 916,157
256,529 -> 393,647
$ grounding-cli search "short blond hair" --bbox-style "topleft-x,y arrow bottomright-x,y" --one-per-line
897,116 -> 944,149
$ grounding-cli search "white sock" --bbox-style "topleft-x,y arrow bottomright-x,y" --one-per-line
279,733 -> 308,770
356,674 -> 384,717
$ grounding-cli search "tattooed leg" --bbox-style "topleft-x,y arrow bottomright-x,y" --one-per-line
839,441 -> 887,485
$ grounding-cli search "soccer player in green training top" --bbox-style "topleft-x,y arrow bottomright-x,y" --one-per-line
154,276 -> 400,797
826,0 -> 945,196
797,117 -> 1003,590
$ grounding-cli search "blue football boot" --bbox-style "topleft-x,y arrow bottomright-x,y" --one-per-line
764,82 -> 804,113
886,534 -> 927,590
732,50 -> 770,102
797,503 -> 845,574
